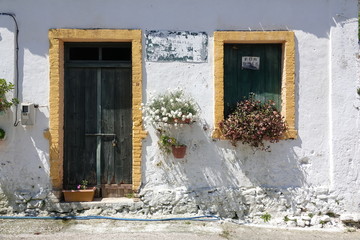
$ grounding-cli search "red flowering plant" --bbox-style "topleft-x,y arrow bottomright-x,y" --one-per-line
219,94 -> 287,151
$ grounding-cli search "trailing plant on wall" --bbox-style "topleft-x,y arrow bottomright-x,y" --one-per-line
0,78 -> 19,112
0,128 -> 5,140
219,94 -> 287,151
142,88 -> 199,127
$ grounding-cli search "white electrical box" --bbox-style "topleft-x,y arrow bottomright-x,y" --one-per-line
21,103 -> 36,125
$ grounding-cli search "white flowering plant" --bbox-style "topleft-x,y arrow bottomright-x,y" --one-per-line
142,89 -> 198,127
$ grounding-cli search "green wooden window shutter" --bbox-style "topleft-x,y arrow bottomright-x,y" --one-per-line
224,44 -> 282,117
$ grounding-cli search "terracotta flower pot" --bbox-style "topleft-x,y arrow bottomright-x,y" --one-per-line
172,145 -> 187,158
62,187 -> 96,202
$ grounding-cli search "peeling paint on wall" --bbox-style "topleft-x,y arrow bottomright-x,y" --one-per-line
145,30 -> 208,62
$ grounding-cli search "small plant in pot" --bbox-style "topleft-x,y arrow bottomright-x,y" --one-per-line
0,128 -> 5,141
158,132 -> 187,158
62,179 -> 96,202
0,79 -> 19,113
219,94 -> 287,151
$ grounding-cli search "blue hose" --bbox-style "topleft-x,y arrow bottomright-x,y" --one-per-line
0,215 -> 221,222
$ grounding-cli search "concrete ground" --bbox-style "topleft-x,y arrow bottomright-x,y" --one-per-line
0,218 -> 360,240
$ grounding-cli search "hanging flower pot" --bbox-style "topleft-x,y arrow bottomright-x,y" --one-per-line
219,93 -> 287,151
141,89 -> 198,127
172,145 -> 187,158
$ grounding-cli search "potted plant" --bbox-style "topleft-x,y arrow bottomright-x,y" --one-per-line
158,133 -> 187,158
171,144 -> 187,158
142,88 -> 199,127
62,180 -> 96,202
0,128 -> 5,141
219,94 -> 287,151
0,79 -> 19,113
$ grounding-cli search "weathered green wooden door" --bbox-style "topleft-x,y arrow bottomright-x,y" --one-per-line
63,43 -> 132,191
224,44 -> 282,116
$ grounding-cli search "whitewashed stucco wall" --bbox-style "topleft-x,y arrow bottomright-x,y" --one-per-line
0,0 -> 358,217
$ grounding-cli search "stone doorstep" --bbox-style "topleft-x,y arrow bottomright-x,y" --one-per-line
46,197 -> 143,214
65,197 -> 140,205
61,196 -> 140,205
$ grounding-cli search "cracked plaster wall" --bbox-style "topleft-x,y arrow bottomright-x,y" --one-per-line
0,0 -> 358,219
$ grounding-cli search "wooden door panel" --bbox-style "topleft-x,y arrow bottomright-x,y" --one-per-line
114,68 -> 132,184
64,68 -> 98,188
101,68 -> 132,184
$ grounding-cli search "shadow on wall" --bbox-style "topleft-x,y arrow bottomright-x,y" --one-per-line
142,120 -> 305,192
0,109 -> 51,206
0,15 -> 51,207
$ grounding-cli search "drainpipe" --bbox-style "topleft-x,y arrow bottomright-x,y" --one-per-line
0,13 -> 20,126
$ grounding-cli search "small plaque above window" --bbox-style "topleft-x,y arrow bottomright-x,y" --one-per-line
242,56 -> 260,70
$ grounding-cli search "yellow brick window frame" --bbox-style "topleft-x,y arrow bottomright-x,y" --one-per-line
48,29 -> 146,195
213,31 -> 297,139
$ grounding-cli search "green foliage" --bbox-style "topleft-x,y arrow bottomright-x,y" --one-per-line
284,215 -> 290,222
219,94 -> 287,151
77,179 -> 88,190
219,230 -> 230,239
158,131 -> 185,154
0,128 -> 5,139
326,212 -> 336,218
125,192 -> 134,198
260,212 -> 271,223
0,79 -> 19,112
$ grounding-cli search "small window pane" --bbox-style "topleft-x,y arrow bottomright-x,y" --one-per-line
69,47 -> 99,60
102,48 -> 131,61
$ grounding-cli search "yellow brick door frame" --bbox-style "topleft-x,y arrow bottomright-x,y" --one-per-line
213,31 -> 297,139
48,29 -> 146,197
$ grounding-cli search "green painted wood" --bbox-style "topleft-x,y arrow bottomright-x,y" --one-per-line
64,67 -> 98,188
224,44 -> 282,117
101,68 -> 132,184
64,44 -> 132,190
101,68 -> 115,184
114,68 -> 132,184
